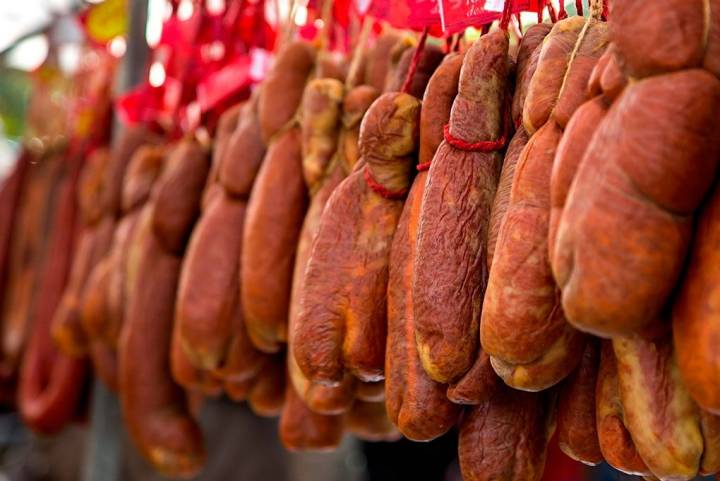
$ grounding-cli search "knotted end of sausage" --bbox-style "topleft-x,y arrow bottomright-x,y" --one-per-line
359,92 -> 420,197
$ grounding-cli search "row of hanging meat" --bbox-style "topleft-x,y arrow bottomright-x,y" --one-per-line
1,1 -> 720,480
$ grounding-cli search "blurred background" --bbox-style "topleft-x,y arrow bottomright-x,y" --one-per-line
0,393 -> 696,481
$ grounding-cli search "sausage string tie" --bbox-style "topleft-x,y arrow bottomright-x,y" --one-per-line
576,0 -> 583,16
363,167 -> 409,199
399,26 -> 431,175
401,28 -> 430,94
558,0 -> 568,19
445,33 -> 462,54
444,36 -> 453,54
442,124 -> 506,152
556,0 -> 603,111
419,89 -> 512,171
453,32 -> 464,51
546,0 -> 558,23
442,105 -> 511,152
499,0 -> 514,31
346,16 -> 372,89
416,161 -> 432,172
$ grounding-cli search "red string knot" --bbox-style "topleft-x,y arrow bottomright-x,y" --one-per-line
443,124 -> 507,152
363,165 -> 409,200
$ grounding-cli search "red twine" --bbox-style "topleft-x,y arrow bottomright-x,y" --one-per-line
416,161 -> 432,172
546,0 -> 558,22
401,28 -> 429,95
558,1 -> 568,19
444,99 -> 511,152
363,166 -> 409,200
499,0 -> 514,31
576,0 -> 584,16
453,32 -> 464,52
537,8 -> 543,23
443,123 -> 506,152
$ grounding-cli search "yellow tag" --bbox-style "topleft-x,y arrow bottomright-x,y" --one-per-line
85,0 -> 128,44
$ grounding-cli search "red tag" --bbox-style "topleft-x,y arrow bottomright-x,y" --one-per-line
368,0 -> 445,34
196,54 -> 251,113
229,0 -> 276,52
368,0 -> 412,29
333,0 -> 353,27
157,12 -> 202,80
119,0 -> 277,134
409,0 -> 443,30
116,84 -> 165,126
439,0 -> 540,33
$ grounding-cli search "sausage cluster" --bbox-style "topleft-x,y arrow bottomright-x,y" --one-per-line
3,2 -> 720,481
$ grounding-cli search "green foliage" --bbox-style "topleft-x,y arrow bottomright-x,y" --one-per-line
0,67 -> 31,140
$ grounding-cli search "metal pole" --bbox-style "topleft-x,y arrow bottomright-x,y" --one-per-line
82,382 -> 123,481
82,2 -> 149,481
118,0 -> 150,93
